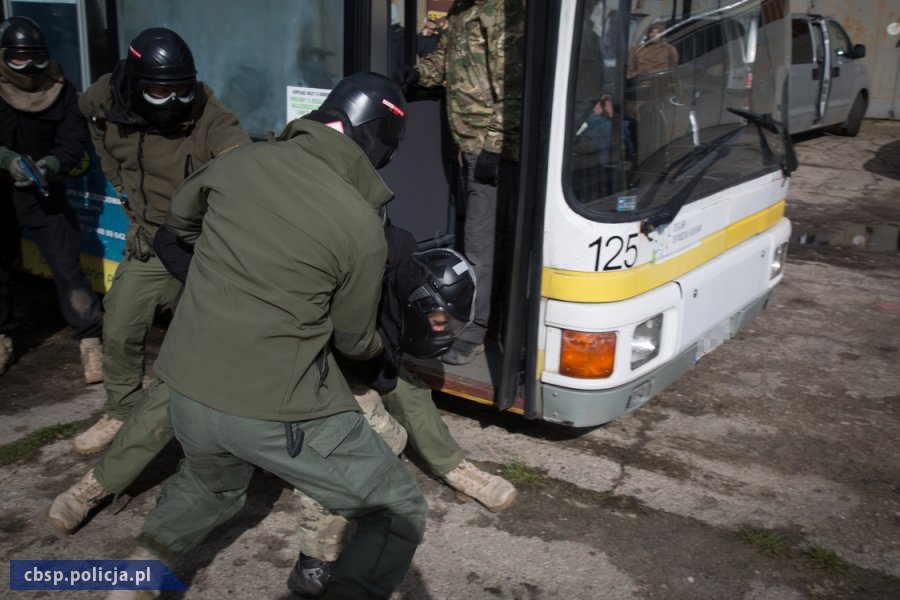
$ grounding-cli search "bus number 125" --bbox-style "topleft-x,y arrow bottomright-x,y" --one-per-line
590,233 -> 638,271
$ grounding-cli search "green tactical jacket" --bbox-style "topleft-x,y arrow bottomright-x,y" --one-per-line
154,119 -> 390,422
416,0 -> 525,161
78,72 -> 251,240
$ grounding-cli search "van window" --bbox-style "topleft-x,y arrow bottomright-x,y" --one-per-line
827,20 -> 852,56
791,19 -> 813,64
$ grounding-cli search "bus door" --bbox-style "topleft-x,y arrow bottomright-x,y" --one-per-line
379,0 -> 543,418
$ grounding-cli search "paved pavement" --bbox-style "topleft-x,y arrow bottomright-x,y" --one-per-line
0,120 -> 898,599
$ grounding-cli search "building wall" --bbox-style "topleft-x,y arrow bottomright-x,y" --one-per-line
791,0 -> 900,118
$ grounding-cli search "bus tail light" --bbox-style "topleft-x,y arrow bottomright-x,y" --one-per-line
560,330 -> 616,378
770,242 -> 787,279
631,314 -> 663,369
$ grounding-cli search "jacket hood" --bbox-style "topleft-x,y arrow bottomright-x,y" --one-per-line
0,49 -> 64,111
278,117 -> 394,211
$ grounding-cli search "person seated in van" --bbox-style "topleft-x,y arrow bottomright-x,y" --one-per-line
626,21 -> 678,79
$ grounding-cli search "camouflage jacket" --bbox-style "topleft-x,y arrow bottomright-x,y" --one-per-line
416,0 -> 525,161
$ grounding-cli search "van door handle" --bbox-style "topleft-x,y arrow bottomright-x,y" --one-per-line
812,68 -> 820,80
832,67 -> 840,77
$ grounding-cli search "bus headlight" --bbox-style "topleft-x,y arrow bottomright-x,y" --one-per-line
770,242 -> 787,279
560,330 -> 616,378
631,314 -> 663,370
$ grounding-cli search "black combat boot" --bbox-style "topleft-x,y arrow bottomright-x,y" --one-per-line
287,552 -> 333,599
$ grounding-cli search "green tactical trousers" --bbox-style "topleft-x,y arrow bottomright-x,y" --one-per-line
139,389 -> 427,600
294,366 -> 465,560
101,254 -> 182,421
382,366 -> 464,476
93,377 -> 173,494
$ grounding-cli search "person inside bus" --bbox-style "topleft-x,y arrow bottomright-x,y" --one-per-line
46,28 -> 252,531
395,0 -> 526,365
573,95 -> 631,197
626,21 -> 678,79
0,16 -> 104,382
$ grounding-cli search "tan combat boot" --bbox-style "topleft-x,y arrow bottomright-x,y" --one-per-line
444,460 -> 518,512
79,337 -> 104,384
106,547 -> 162,599
0,334 -> 11,375
355,387 -> 408,455
47,468 -> 111,534
73,415 -> 124,455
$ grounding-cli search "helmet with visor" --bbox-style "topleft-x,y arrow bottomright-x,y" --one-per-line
0,16 -> 49,76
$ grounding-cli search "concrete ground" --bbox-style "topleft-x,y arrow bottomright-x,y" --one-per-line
0,120 -> 898,599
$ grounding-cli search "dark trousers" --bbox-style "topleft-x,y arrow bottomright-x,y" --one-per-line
0,185 -> 102,339
459,153 -> 517,345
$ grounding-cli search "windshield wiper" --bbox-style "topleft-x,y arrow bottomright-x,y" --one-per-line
640,125 -> 746,234
727,107 -> 798,176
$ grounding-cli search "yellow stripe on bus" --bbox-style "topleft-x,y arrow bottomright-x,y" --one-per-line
20,239 -> 119,294
541,201 -> 785,303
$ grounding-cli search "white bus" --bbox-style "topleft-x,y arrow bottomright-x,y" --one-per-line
407,0 -> 795,427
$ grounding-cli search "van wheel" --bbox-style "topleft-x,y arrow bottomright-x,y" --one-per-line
835,93 -> 867,137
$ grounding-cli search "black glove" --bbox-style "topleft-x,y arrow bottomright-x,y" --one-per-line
394,65 -> 420,93
152,225 -> 194,282
474,150 -> 501,186
345,337 -> 400,395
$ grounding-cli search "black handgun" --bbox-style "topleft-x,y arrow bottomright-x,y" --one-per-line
19,155 -> 49,198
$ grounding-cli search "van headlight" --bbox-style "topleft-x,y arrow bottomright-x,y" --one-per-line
770,242 -> 787,279
631,314 -> 663,369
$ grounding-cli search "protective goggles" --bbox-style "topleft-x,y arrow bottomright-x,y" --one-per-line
142,83 -> 195,106
5,50 -> 49,71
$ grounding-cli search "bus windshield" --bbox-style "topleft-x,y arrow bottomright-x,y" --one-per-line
565,0 -> 790,223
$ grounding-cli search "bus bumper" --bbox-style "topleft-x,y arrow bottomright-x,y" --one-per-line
540,290 -> 774,428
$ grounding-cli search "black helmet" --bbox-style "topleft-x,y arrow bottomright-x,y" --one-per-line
125,28 -> 197,128
0,16 -> 49,76
319,71 -> 407,168
398,248 -> 476,358
126,27 -> 196,87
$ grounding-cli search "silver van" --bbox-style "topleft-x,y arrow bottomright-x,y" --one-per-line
789,14 -> 869,136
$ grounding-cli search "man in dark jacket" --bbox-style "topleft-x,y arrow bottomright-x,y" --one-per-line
108,73 -> 426,600
0,16 -> 103,380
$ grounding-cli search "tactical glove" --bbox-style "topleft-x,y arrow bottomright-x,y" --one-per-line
346,336 -> 400,395
7,156 -> 31,187
36,156 -> 61,178
394,65 -> 420,92
474,150 -> 501,186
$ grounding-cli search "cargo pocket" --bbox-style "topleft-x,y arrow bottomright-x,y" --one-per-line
303,411 -> 395,502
